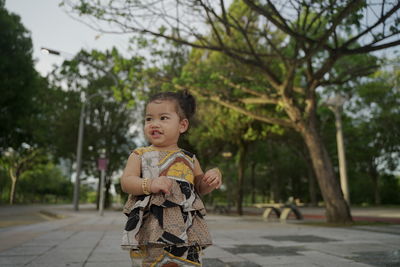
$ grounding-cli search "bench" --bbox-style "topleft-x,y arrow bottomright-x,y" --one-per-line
213,204 -> 231,214
254,203 -> 303,221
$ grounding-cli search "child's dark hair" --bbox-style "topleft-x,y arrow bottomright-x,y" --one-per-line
147,90 -> 196,121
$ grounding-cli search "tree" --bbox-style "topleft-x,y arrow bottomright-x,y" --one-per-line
0,146 -> 44,204
50,49 -> 140,208
0,0 -> 41,149
18,162 -> 73,203
63,0 -> 400,222
189,102 -> 255,215
345,58 -> 400,204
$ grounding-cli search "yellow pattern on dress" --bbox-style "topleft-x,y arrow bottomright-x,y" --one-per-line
133,147 -> 154,156
158,150 -> 180,165
166,162 -> 194,184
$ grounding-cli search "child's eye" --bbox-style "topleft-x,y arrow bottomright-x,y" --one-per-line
145,117 -> 152,122
161,116 -> 169,120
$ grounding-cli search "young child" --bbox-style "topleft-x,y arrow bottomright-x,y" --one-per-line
121,90 -> 222,267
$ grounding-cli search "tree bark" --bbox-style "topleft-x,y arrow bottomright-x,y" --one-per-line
369,162 -> 381,205
105,177 -> 111,208
250,161 -> 256,204
9,169 -> 17,205
299,122 -> 352,223
236,140 -> 247,215
9,179 -> 17,205
307,165 -> 318,206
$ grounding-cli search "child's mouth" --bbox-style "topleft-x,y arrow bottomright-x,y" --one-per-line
150,130 -> 163,137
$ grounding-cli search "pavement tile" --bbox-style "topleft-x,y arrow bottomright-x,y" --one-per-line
29,247 -> 92,264
1,205 -> 400,266
85,261 -> 132,267
351,249 -> 400,267
203,258 -> 262,266
203,245 -> 245,261
223,244 -> 306,256
299,250 -> 372,267
0,245 -> 52,256
264,234 -> 337,243
27,263 -> 83,267
88,250 -> 130,262
0,255 -> 36,265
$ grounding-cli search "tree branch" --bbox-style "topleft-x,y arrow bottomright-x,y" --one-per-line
342,1 -> 400,48
179,85 -> 293,128
303,0 -> 364,63
217,74 -> 276,97
240,97 -> 278,104
243,0 -> 314,45
341,39 -> 400,55
208,94 -> 293,128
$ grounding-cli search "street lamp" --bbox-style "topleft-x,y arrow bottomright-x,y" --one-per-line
325,94 -> 350,205
41,47 -> 114,211
73,92 -> 104,211
98,148 -> 108,216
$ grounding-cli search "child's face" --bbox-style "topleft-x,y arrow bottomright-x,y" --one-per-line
144,100 -> 188,150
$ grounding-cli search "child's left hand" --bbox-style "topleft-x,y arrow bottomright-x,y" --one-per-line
203,168 -> 222,189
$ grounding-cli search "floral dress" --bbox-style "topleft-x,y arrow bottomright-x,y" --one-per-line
121,146 -> 212,266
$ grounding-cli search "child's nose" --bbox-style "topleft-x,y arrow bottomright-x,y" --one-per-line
150,120 -> 160,127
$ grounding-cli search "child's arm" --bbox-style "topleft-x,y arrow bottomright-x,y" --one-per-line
193,157 -> 222,195
121,152 -> 172,195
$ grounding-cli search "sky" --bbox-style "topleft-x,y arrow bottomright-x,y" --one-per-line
5,0 -> 130,76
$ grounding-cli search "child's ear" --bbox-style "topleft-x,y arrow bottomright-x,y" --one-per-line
179,119 -> 189,133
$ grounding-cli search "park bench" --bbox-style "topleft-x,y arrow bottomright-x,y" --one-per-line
212,203 -> 232,214
254,201 -> 303,221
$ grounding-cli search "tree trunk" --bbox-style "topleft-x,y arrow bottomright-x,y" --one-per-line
250,162 -> 256,204
271,173 -> 281,203
307,161 -> 318,206
299,122 -> 352,223
9,169 -> 17,205
369,162 -> 381,205
236,140 -> 247,215
105,178 -> 111,208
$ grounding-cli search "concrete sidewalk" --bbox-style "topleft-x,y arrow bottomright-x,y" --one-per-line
0,205 -> 399,266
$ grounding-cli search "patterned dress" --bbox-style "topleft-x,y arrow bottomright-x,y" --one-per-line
121,146 -> 212,266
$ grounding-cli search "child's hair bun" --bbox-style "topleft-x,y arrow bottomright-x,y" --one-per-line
178,89 -> 196,120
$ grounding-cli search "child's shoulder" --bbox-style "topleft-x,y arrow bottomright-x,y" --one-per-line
131,146 -> 154,156
180,149 -> 195,159
132,146 -> 196,160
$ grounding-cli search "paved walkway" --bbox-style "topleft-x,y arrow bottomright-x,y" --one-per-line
0,205 -> 399,266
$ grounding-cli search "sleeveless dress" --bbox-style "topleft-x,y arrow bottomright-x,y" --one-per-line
121,146 -> 212,266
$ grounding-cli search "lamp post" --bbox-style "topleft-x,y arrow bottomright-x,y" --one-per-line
325,94 -> 350,205
41,47 -> 115,211
98,148 -> 108,216
72,92 -> 103,211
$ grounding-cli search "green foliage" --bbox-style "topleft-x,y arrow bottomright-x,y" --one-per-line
18,163 -> 73,203
318,56 -> 400,205
0,3 -> 42,149
49,48 -> 141,206
380,175 -> 400,205
0,147 -> 69,204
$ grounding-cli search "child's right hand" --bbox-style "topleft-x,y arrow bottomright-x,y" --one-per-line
150,176 -> 173,195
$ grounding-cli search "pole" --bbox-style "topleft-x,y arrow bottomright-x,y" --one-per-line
99,168 -> 105,216
98,149 -> 107,216
73,103 -> 85,211
326,94 -> 350,205
333,106 -> 350,205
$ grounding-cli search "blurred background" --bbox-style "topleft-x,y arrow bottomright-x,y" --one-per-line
1,0 -> 399,223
